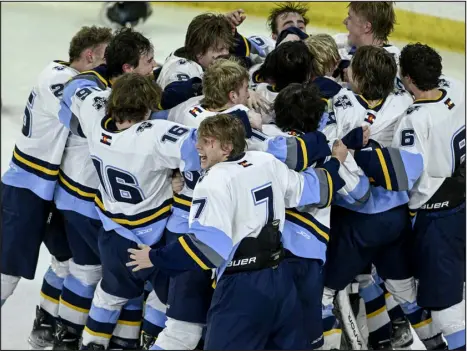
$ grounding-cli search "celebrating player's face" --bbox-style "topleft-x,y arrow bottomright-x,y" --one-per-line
273,12 -> 306,40
132,51 -> 157,76
196,136 -> 230,169
197,45 -> 230,69
343,9 -> 366,47
232,80 -> 250,106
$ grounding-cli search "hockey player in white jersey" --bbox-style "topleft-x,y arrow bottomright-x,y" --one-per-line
127,113 -> 347,349
334,2 -> 403,89
361,43 -> 465,350
323,45 -> 442,350
156,13 -> 233,90
55,28 -> 159,349
1,26 -> 112,349
73,73 -> 254,350
151,58 -> 333,350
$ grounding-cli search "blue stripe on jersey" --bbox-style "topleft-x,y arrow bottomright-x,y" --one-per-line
97,209 -> 169,246
335,187 -> 409,214
166,207 -> 190,234
11,145 -> 60,181
190,221 -> 233,261
179,129 -> 202,172
2,160 -> 57,201
265,136 -> 287,163
283,211 -> 328,263
338,175 -> 371,207
398,151 -> 424,190
150,110 -> 169,120
54,183 -> 100,220
298,167 -> 325,207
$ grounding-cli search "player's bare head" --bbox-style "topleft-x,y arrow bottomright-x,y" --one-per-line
105,28 -> 155,78
197,114 -> 247,168
202,58 -> 250,109
304,34 -> 340,77
345,2 -> 395,47
267,2 -> 309,39
400,43 -> 442,92
258,41 -> 314,91
185,13 -> 234,68
107,73 -> 161,124
69,26 -> 113,66
274,83 -> 326,133
349,45 -> 396,100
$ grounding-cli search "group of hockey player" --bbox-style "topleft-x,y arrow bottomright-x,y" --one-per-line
1,1 -> 465,350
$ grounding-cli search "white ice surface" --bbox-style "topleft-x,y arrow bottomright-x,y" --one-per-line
1,2 -> 464,349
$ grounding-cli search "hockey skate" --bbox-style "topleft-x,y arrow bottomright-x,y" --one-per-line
28,306 -> 55,349
390,317 -> 413,349
52,320 -> 80,350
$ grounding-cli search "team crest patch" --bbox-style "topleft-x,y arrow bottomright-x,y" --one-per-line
334,95 -> 353,109
136,121 -> 153,134
93,97 -> 107,111
364,112 -> 376,125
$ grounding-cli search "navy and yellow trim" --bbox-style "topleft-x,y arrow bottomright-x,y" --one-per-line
58,170 -> 97,202
173,193 -> 192,212
101,117 -> 125,134
53,60 -> 70,66
95,193 -> 172,229
413,89 -> 446,104
355,94 -> 387,112
178,236 -> 212,270
354,147 -> 400,192
12,145 -> 60,181
78,66 -> 110,88
285,208 -> 330,244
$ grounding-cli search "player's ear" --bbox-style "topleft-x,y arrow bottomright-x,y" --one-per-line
228,90 -> 237,103
83,48 -> 93,64
122,63 -> 133,73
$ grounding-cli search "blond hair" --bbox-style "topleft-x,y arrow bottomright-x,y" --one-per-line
198,114 -> 246,157
202,58 -> 249,109
304,34 -> 340,77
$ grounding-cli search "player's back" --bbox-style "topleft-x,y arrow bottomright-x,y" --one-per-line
82,111 -> 200,245
326,88 -> 413,147
2,60 -> 78,200
156,50 -> 203,90
393,76 -> 466,210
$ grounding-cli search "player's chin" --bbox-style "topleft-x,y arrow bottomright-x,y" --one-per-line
200,156 -> 208,169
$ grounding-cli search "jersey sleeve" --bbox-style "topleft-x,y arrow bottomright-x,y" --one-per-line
353,112 -> 425,191
59,77 -> 105,137
248,130 -> 332,171
273,156 -> 344,209
152,120 -> 201,172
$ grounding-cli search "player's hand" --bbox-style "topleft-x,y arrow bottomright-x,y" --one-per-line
248,89 -> 270,115
362,125 -> 370,147
127,244 -> 153,272
247,110 -> 263,131
332,140 -> 348,163
171,170 -> 184,194
225,9 -> 246,31
278,33 -> 301,46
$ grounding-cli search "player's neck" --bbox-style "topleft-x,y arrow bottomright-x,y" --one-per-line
116,120 -> 135,130
70,59 -> 93,73
357,35 -> 384,48
206,102 -> 233,112
413,88 -> 442,102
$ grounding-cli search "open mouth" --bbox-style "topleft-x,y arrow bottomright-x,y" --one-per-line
199,154 -> 207,163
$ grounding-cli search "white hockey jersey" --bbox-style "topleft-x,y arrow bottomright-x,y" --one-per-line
333,33 -> 403,89
55,68 -> 111,219
165,95 -> 250,234
187,150 -> 333,279
156,50 -> 203,90
323,88 -> 413,213
2,61 -> 78,201
76,92 -> 201,245
324,88 -> 413,147
392,76 -> 466,210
